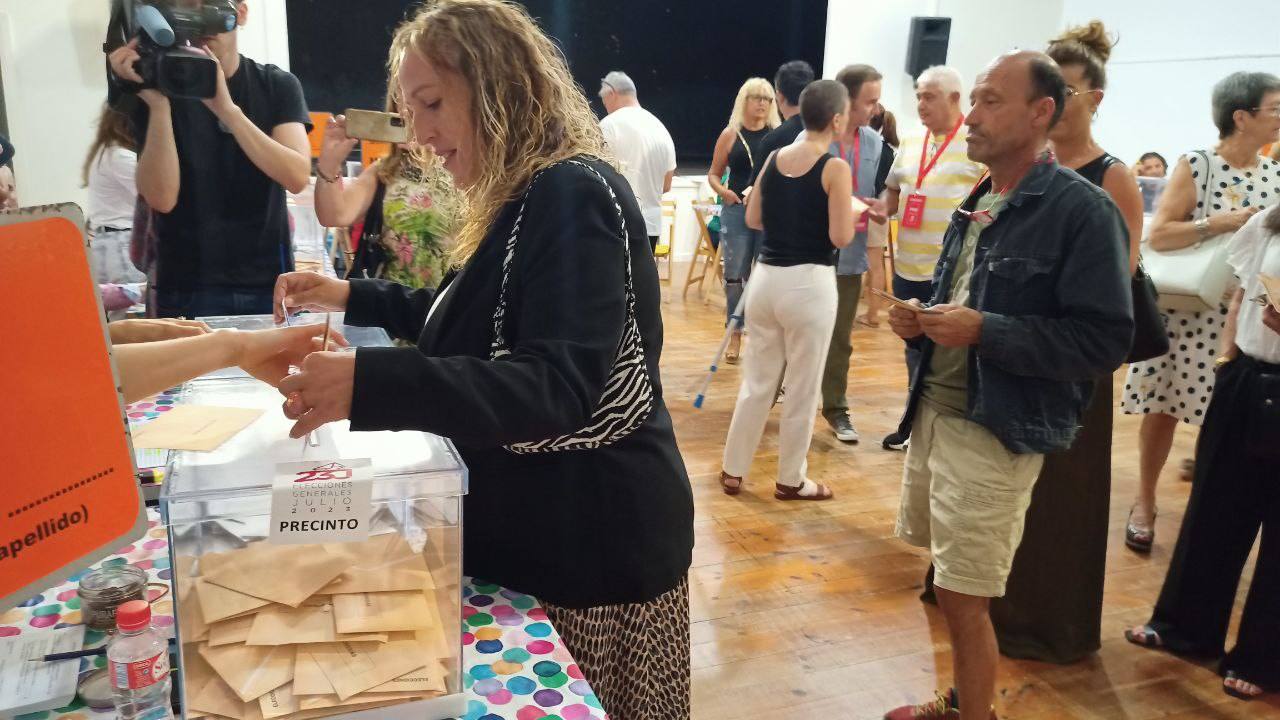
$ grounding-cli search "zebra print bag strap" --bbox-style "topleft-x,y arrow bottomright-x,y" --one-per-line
489,159 -> 655,453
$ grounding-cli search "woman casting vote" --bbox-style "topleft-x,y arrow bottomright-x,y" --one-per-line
270,2 -> 694,717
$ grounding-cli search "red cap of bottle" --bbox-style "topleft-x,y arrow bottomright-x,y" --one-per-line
115,600 -> 152,632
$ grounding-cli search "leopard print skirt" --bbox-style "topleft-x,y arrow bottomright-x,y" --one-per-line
543,578 -> 690,720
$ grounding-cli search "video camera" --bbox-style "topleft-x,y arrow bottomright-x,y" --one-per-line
104,0 -> 239,100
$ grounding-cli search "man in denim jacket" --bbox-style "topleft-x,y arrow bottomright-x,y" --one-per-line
883,51 -> 1132,720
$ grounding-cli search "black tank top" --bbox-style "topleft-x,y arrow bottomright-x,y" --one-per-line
1074,152 -> 1121,188
759,153 -> 836,267
726,127 -> 769,195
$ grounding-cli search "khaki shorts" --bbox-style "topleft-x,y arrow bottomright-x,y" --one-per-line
895,399 -> 1045,598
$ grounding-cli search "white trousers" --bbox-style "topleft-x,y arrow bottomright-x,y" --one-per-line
722,262 -> 838,487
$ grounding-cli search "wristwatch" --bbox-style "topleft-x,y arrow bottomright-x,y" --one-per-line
1214,355 -> 1234,371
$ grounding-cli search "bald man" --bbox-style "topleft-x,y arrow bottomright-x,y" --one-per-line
883,51 -> 1132,720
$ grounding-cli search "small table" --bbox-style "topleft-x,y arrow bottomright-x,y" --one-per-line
5,389 -> 608,720
2,511 -> 607,720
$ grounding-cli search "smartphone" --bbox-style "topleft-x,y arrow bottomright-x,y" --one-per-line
871,287 -> 942,314
344,109 -> 410,144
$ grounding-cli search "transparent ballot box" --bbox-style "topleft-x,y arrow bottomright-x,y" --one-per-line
196,313 -> 394,381
160,380 -> 467,720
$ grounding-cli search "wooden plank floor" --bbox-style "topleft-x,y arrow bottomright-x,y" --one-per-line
656,266 -> 1279,719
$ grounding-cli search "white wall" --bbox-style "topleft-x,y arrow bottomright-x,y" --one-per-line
1061,0 -> 1280,166
824,0 -> 1065,138
825,0 -> 1280,167
0,0 -> 113,208
0,0 -> 290,209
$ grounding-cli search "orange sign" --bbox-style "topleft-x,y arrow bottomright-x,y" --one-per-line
0,206 -> 146,610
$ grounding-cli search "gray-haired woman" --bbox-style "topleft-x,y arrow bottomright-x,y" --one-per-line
1121,71 -> 1280,552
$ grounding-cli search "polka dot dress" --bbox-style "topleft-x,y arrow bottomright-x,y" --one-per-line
1123,150 -> 1280,424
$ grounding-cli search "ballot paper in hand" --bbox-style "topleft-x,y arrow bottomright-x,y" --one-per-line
0,625 -> 86,716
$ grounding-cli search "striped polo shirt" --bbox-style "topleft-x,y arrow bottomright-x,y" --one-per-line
886,126 -> 987,281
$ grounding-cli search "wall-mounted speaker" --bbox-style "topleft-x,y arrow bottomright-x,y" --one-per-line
906,17 -> 951,78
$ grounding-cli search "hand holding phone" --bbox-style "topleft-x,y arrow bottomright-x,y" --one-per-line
343,109 -> 411,144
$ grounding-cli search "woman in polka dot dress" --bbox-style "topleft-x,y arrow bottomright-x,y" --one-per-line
1123,71 -> 1280,551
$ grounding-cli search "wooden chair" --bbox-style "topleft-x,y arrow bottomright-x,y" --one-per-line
683,204 -> 723,300
654,200 -> 675,282
886,218 -> 898,279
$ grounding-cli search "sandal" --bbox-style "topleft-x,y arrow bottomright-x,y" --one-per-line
1180,457 -> 1195,482
774,480 -> 834,501
1125,505 -> 1157,553
724,333 -> 742,365
719,471 -> 742,496
1124,624 -> 1164,649
1223,671 -> 1265,701
856,314 -> 881,328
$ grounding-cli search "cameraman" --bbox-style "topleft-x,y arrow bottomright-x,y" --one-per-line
107,1 -> 312,318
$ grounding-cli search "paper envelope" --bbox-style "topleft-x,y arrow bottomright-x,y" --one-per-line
199,642 -> 295,703
307,640 -> 427,701
332,591 -> 433,634
319,533 -> 434,594
202,544 -> 353,608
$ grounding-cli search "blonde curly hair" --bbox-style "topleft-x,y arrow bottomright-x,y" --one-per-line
397,0 -> 609,264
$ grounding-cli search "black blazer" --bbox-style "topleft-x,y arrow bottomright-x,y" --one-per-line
345,156 -> 694,608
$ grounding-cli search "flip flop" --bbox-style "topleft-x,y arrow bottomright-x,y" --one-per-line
774,481 -> 834,501
1124,625 -> 1164,649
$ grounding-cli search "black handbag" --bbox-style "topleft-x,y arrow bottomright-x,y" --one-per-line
345,180 -> 390,280
1127,261 -> 1170,363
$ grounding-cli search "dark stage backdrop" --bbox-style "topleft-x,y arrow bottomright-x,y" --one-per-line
285,1 -> 826,165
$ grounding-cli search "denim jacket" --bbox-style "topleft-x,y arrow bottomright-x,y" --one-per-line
896,157 -> 1134,454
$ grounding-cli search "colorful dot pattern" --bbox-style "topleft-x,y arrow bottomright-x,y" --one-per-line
461,583 -> 609,720
9,514 -> 175,720
17,511 -> 608,720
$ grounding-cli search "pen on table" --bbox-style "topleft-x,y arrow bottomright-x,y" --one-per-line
28,647 -> 106,662
30,638 -> 177,662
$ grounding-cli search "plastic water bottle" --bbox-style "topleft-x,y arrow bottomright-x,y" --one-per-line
107,600 -> 174,720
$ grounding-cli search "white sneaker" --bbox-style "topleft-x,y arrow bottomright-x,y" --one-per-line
828,413 -> 859,443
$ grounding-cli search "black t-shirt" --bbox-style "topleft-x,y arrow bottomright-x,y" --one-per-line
759,153 -> 836,267
133,56 -> 311,291
750,114 -> 804,185
726,126 -> 769,196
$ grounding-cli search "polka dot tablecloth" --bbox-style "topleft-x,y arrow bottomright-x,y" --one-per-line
5,512 -> 607,720
460,582 -> 608,720
4,515 -> 175,720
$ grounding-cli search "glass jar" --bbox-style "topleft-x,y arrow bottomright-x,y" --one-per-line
77,565 -> 147,631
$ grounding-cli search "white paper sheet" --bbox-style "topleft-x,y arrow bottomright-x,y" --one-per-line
0,625 -> 86,716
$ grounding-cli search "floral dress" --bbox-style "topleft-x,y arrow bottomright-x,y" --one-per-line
377,159 -> 462,290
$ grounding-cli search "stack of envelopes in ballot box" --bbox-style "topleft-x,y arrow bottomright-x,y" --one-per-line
161,379 -> 468,720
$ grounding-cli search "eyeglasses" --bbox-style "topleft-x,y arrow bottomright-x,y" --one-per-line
747,94 -> 774,103
1250,105 -> 1280,118
598,81 -> 615,99
1064,87 -> 1100,100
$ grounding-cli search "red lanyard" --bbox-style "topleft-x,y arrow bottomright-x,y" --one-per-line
959,149 -> 1055,223
838,133 -> 862,194
917,115 -> 964,186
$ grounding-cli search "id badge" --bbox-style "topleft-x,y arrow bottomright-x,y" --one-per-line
901,193 -> 927,229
